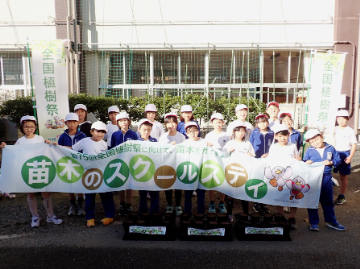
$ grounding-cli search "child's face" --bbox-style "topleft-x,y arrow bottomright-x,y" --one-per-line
23,121 -> 36,136
182,112 -> 193,122
257,119 -> 269,131
139,124 -> 152,139
234,128 -> 246,140
186,127 -> 199,140
117,118 -> 130,130
236,109 -> 247,121
65,120 -> 79,131
109,112 -> 119,123
309,135 -> 324,148
146,112 -> 156,122
282,116 -> 293,129
90,129 -> 106,142
275,133 -> 289,146
267,105 -> 280,119
75,109 -> 86,122
212,119 -> 224,131
166,120 -> 177,132
336,116 -> 348,128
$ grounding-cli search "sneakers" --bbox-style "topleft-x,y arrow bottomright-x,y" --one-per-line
219,203 -> 227,214
208,204 -> 216,213
87,219 -> 95,227
4,193 -> 16,199
119,203 -> 126,216
175,206 -> 183,216
126,203 -> 133,214
326,222 -> 346,231
334,195 -> 346,205
253,203 -> 263,213
288,217 -> 297,229
46,215 -> 63,225
310,224 -> 319,231
261,204 -> 270,214
68,205 -> 77,216
31,216 -> 40,228
166,205 -> 174,214
101,218 -> 114,225
77,207 -> 85,216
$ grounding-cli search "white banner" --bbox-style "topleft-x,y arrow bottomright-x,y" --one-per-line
307,52 -> 346,144
0,141 -> 325,208
32,40 -> 69,143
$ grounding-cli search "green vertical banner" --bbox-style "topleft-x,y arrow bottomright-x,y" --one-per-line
307,52 -> 345,145
32,40 -> 69,142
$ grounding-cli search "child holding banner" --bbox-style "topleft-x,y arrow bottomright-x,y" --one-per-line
223,120 -> 255,221
72,121 -> 115,227
182,122 -> 208,214
226,104 -> 253,141
304,129 -> 346,231
205,113 -> 230,214
74,104 -> 92,137
177,105 -> 201,139
159,113 -> 185,216
137,104 -> 165,141
104,106 -> 120,150
56,113 -> 87,216
333,110 -> 357,205
111,112 -> 138,215
279,113 -> 302,151
249,114 -> 274,214
137,119 -> 160,214
1,116 -> 63,228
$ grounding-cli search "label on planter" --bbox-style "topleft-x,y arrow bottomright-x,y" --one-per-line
245,227 -> 283,235
129,226 -> 166,235
188,228 -> 225,236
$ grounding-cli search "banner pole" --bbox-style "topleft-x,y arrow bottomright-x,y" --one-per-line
26,38 -> 38,135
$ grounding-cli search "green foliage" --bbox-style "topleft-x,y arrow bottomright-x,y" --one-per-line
0,94 -> 266,126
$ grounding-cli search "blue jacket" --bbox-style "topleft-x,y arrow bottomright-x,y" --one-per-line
58,129 -> 86,147
111,129 -> 138,148
138,136 -> 157,142
177,121 -> 201,139
303,142 -> 341,175
289,129 -> 302,151
249,127 -> 274,158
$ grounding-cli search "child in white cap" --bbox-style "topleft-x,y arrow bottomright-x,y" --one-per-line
266,101 -> 280,130
226,104 -> 253,141
177,105 -> 201,139
205,113 -> 230,214
333,110 -> 357,205
104,105 -> 120,149
1,116 -> 62,228
137,104 -> 165,141
72,121 -> 115,227
74,104 -> 92,137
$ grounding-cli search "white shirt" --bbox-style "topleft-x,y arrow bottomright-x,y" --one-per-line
269,119 -> 280,130
316,147 -> 326,159
334,126 -> 357,151
72,137 -> 107,155
15,135 -> 44,145
136,121 -> 165,141
223,140 -> 255,156
159,131 -> 186,144
205,131 -> 231,150
226,121 -> 253,141
268,143 -> 299,159
105,123 -> 119,148
181,137 -> 208,147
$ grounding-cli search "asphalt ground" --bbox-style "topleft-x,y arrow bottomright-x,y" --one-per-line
0,165 -> 360,269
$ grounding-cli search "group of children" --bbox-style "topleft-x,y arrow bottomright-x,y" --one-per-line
0,100 -> 355,232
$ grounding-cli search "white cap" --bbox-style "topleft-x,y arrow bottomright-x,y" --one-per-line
232,120 -> 247,129
91,121 -> 107,132
165,113 -> 178,119
65,113 -> 79,121
305,129 -> 321,142
181,105 -> 193,113
116,112 -> 130,121
74,104 -> 87,112
145,104 -> 157,112
185,122 -> 198,130
336,110 -> 349,117
235,104 -> 248,112
210,113 -> 224,121
108,106 -> 120,114
267,102 -> 280,109
20,115 -> 36,123
138,118 -> 153,128
272,124 -> 289,134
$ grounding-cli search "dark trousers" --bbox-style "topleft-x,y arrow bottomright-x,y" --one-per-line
85,192 -> 115,220
184,189 -> 205,214
139,191 -> 160,213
